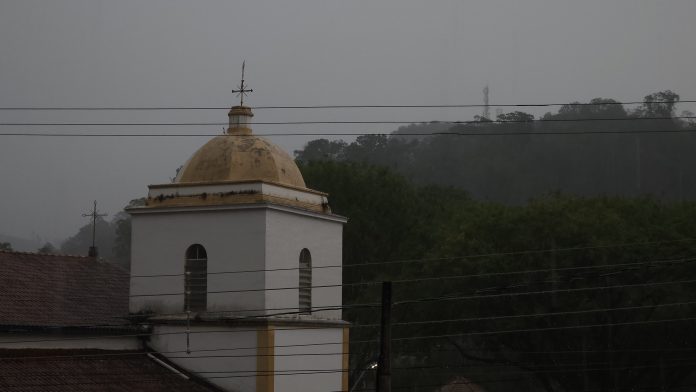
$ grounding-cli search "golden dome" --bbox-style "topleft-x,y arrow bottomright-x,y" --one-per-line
174,106 -> 306,188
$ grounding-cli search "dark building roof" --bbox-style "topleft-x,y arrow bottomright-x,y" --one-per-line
0,349 -> 218,391
0,251 -> 129,328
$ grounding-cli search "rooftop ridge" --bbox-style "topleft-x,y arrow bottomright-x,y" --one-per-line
0,249 -> 92,259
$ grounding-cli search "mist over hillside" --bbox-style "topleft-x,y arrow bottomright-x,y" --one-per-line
296,91 -> 696,203
0,233 -> 43,252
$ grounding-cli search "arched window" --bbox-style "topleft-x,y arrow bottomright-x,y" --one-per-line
185,244 -> 207,312
299,248 -> 312,314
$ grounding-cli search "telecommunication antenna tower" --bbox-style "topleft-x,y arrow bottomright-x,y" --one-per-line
482,84 -> 490,120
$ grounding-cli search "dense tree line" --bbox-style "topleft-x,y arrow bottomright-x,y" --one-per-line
300,161 -> 696,392
296,90 -> 696,203
55,211 -> 131,269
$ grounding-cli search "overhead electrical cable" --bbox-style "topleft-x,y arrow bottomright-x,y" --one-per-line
129,238 -> 696,278
0,99 -> 693,110
370,315 -> 696,343
6,360 -> 696,388
394,277 -> 696,306
4,128 -> 696,137
128,257 -> 696,298
4,297 -> 696,349
1,115 -> 694,126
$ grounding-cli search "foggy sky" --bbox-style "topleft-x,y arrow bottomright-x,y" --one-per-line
1,0 -> 695,245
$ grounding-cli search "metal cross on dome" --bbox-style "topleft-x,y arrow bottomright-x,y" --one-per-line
231,61 -> 253,106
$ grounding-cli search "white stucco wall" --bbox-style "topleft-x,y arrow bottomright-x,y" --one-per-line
0,333 -> 140,350
130,204 -> 344,318
130,208 -> 267,314
150,324 -> 345,392
150,325 -> 257,392
274,327 -> 345,392
265,209 -> 344,319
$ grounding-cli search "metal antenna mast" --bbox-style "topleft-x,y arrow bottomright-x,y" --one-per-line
82,200 -> 107,257
483,84 -> 490,120
231,61 -> 253,106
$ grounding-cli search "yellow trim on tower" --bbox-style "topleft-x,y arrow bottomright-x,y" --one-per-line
342,327 -> 350,392
257,326 -> 275,392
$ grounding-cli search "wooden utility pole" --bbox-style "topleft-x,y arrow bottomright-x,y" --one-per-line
376,281 -> 392,392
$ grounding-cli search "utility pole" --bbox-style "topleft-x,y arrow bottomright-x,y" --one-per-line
376,281 -> 392,392
635,137 -> 642,192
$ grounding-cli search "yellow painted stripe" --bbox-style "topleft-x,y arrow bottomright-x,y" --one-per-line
257,326 -> 275,392
343,327 -> 350,392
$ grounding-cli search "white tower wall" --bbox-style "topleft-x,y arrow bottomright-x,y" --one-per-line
130,203 -> 345,318
129,207 -> 267,315
265,208 -> 343,319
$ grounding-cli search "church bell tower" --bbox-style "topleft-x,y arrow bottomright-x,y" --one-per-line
127,65 -> 348,392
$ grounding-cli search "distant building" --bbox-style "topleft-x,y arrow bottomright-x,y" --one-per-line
0,91 -> 348,392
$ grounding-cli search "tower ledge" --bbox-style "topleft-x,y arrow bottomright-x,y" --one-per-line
135,180 -> 332,214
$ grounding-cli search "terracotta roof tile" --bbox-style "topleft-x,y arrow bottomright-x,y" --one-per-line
0,349 -> 217,391
0,251 -> 129,328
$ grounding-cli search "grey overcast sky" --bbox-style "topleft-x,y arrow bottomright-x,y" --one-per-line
1,0 -> 695,245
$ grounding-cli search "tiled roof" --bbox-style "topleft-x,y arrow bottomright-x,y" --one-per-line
0,349 -> 218,391
0,251 -> 129,328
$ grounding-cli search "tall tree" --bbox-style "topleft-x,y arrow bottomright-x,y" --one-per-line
636,90 -> 680,118
37,242 -> 57,254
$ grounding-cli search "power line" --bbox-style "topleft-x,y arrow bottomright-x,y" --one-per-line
42,299 -> 696,353
0,369 -> 354,389
6,359 -> 696,389
0,99 -> 693,110
2,313 -> 694,361
376,315 -> 696,343
377,255 -> 695,287
129,237 -> 696,278
0,330 -> 347,351
9,296 -> 695,354
5,296 -> 695,351
7,355 -> 696,381
0,348 -> 350,362
8,251 -> 693,333
0,303 -> 375,347
394,277 -> 696,306
4,341 -> 696,364
385,300 -> 696,328
129,256 -> 696,298
0,115 -> 694,126
3,127 -> 696,138
82,257 -> 696,327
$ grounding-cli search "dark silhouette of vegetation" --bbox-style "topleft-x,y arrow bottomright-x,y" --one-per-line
0,242 -> 12,251
300,161 -> 696,392
60,212 -> 131,269
37,242 -> 57,254
296,90 -> 696,204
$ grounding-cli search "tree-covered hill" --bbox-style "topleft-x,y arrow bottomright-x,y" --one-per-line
300,161 -> 696,392
297,90 -> 696,203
